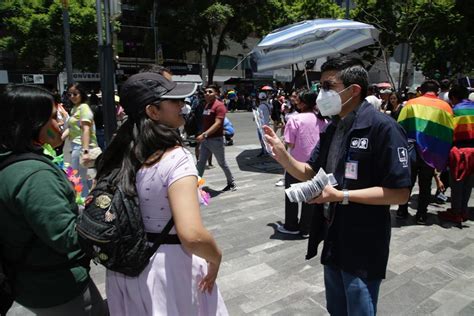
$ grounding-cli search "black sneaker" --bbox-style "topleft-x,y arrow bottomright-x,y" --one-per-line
222,182 -> 237,192
415,213 -> 427,225
396,209 -> 408,219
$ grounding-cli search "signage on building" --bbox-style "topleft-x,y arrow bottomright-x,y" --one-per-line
163,62 -> 201,75
72,72 -> 101,81
22,74 -> 44,84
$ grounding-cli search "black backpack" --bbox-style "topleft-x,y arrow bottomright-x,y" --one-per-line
76,169 -> 176,277
0,153 -> 52,316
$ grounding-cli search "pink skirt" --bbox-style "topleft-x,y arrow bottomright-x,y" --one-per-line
106,244 -> 228,316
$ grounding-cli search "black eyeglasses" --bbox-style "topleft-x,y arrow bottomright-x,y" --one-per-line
320,80 -> 343,91
204,90 -> 214,94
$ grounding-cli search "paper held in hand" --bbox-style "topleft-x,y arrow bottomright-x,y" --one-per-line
252,108 -> 273,155
285,168 -> 338,203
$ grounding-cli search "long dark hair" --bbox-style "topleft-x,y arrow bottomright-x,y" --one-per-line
0,84 -> 54,153
96,104 -> 182,196
67,82 -> 88,105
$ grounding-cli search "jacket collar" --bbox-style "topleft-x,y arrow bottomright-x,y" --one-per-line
345,100 -> 374,131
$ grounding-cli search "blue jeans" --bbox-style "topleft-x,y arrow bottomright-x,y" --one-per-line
71,142 -> 91,198
96,128 -> 106,151
196,137 -> 234,184
324,265 -> 382,316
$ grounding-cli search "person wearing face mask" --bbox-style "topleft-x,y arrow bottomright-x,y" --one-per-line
99,73 -> 228,315
0,85 -> 108,315
263,56 -> 411,316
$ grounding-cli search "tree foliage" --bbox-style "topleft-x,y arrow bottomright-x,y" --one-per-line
352,0 -> 474,83
155,0 -> 344,83
154,0 -> 278,83
0,0 -> 98,71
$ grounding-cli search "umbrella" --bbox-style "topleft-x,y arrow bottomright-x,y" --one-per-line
251,19 -> 379,72
376,82 -> 392,89
261,85 -> 273,91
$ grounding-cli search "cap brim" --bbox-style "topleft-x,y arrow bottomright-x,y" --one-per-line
162,83 -> 197,99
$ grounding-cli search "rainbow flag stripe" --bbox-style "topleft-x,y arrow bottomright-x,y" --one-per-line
398,96 -> 453,170
453,100 -> 474,144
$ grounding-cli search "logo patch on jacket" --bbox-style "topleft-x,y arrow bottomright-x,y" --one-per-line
350,137 -> 368,149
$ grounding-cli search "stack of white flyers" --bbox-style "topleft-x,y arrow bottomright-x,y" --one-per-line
285,168 -> 338,203
252,108 -> 273,154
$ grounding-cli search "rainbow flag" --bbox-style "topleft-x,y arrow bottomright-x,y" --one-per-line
453,100 -> 474,145
398,94 -> 454,171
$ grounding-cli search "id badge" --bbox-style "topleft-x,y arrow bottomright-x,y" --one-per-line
203,109 -> 211,115
345,161 -> 358,180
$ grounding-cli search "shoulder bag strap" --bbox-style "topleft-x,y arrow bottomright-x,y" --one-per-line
149,218 -> 175,254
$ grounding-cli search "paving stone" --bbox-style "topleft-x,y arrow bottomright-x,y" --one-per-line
426,239 -> 456,254
271,297 -> 328,316
249,287 -> 326,316
430,277 -> 474,315
459,301 -> 474,316
238,274 -> 309,313
404,298 -> 442,316
218,263 -> 277,293
412,267 -> 454,291
378,281 -> 435,315
379,267 -> 424,297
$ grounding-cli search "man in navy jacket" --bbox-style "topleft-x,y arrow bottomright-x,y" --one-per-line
264,56 -> 411,315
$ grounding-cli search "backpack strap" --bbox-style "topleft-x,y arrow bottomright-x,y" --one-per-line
148,218 -> 176,254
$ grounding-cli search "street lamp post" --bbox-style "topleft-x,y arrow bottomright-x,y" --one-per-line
96,0 -> 117,146
345,0 -> 350,19
61,0 -> 73,86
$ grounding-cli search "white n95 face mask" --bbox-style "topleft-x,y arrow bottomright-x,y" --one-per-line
316,85 -> 353,117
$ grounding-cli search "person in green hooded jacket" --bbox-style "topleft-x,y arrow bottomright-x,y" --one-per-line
0,85 -> 107,315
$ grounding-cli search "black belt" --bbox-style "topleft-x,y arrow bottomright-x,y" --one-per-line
146,233 -> 181,244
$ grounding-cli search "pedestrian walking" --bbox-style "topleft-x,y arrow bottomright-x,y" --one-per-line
397,80 -> 454,223
276,90 -> 328,238
264,56 -> 411,315
196,85 -> 236,192
66,82 -> 100,197
0,85 -> 107,316
438,85 -> 474,223
100,72 -> 228,315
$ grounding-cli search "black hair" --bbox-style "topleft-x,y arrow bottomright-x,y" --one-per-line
97,101 -> 182,196
440,79 -> 451,90
0,84 -> 54,153
419,80 -> 440,94
205,84 -> 220,94
139,64 -> 173,76
89,92 -> 100,106
389,92 -> 402,105
298,90 -> 317,111
449,85 -> 469,101
67,82 -> 88,104
320,56 -> 368,99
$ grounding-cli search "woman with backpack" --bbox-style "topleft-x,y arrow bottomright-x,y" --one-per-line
98,72 -> 228,315
0,85 -> 107,315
